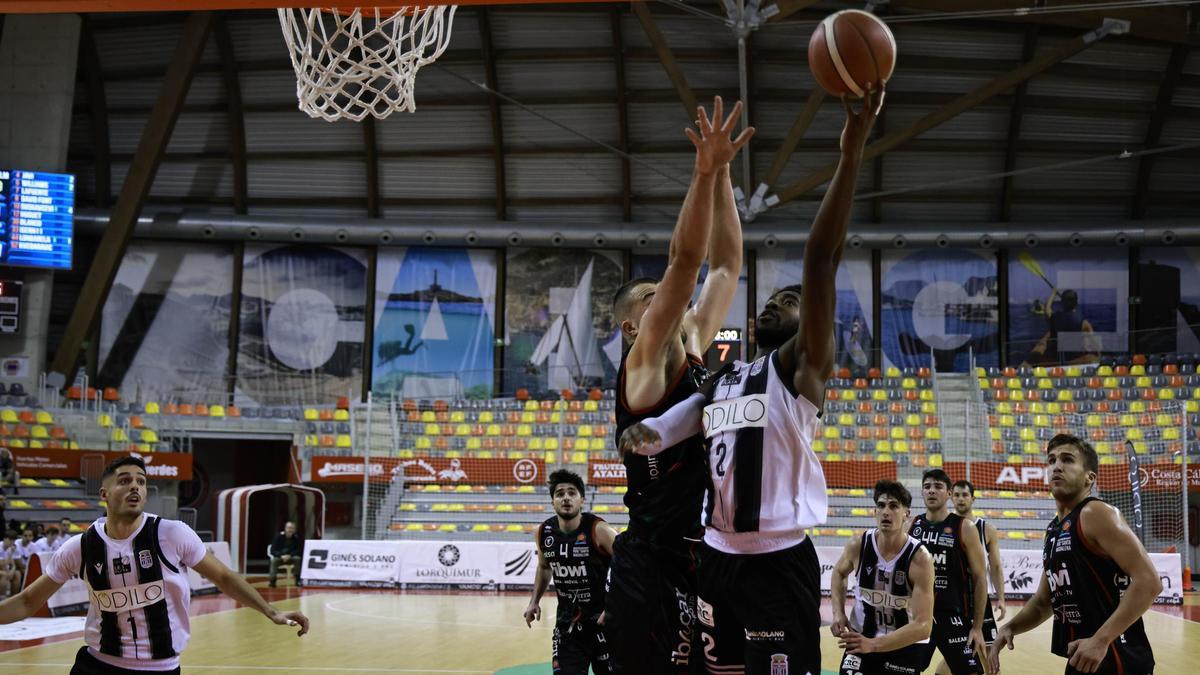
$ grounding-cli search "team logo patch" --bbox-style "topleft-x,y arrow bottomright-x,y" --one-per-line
749,356 -> 767,376
543,536 -> 555,549
696,596 -> 715,628
93,562 -> 104,576
912,526 -> 921,537
113,556 -> 132,575
1063,520 -> 1072,531
943,526 -> 953,534
769,653 -> 788,674
576,533 -> 586,542
895,570 -> 907,587
138,550 -> 154,569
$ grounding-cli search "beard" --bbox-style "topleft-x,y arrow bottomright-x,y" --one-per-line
755,321 -> 796,351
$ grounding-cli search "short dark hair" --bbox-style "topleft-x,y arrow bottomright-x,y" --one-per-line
612,277 -> 658,323
548,469 -> 585,497
1047,433 -> 1098,474
47,526 -> 60,536
3,529 -> 15,539
952,480 -> 975,496
921,469 -> 952,489
769,284 -> 803,302
1061,289 -> 1079,311
873,479 -> 912,508
101,455 -> 146,482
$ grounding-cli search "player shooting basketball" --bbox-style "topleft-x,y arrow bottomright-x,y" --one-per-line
617,85 -> 884,675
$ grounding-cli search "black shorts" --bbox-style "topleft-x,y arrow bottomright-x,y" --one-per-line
603,532 -> 698,674
982,600 -> 998,645
923,614 -> 984,675
694,537 -> 822,675
839,643 -> 927,675
553,621 -> 612,675
70,646 -> 180,675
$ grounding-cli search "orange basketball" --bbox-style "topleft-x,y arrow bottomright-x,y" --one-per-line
808,9 -> 896,99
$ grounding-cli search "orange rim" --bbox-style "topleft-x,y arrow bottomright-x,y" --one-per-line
324,6 -> 420,17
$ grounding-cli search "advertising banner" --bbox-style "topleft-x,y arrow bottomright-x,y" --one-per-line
943,461 -> 1200,493
997,549 -> 1182,605
396,540 -> 505,588
309,455 -> 545,485
587,459 -> 626,486
300,540 -> 402,587
12,449 -> 192,480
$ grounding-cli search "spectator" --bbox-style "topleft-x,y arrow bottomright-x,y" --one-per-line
0,448 -> 17,495
0,530 -> 18,596
13,529 -> 35,571
268,521 -> 303,588
34,526 -> 62,554
59,517 -> 73,536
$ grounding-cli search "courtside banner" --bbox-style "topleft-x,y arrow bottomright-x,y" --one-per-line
301,540 -> 402,587
310,455 -> 545,485
944,461 -> 1200,493
396,540 -> 504,588
13,449 -> 193,480
499,542 -> 539,586
816,545 -> 841,597
997,549 -> 1182,605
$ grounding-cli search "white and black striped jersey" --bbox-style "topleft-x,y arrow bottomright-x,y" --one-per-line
700,350 -> 827,554
850,529 -> 927,642
45,513 -> 207,672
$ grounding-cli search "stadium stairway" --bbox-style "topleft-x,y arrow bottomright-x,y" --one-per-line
934,372 -> 991,463
4,478 -> 101,531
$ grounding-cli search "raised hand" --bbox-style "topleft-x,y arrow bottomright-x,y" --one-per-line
840,84 -> 885,156
686,96 -> 755,175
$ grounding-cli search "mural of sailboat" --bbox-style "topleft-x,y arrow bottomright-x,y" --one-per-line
529,260 -> 603,390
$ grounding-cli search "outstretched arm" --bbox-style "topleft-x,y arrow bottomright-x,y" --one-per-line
193,553 -> 309,636
627,98 -> 753,375
0,575 -> 62,624
617,392 -> 706,456
778,87 -> 883,404
685,163 -> 745,355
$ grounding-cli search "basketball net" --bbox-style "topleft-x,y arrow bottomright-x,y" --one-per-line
278,6 -> 457,121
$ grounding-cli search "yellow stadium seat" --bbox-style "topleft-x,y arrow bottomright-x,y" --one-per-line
304,408 -> 319,420
1086,414 -> 1102,427
1131,441 -> 1148,454
839,414 -> 854,426
28,440 -> 43,448
209,405 -> 225,418
1103,377 -> 1119,389
110,429 -> 128,442
303,434 -> 318,446
517,425 -> 532,437
1047,402 -> 1061,414
1056,390 -> 1073,401
876,440 -> 892,453
1033,415 -> 1050,427
886,367 -> 901,378
826,454 -> 842,462
1023,441 -> 1040,454
416,436 -> 432,449
1189,401 -> 1199,413
890,427 -> 905,440
1037,378 -> 1053,390
877,454 -> 892,462
1066,366 -> 1082,377
1008,378 -> 1021,389
1125,428 -> 1143,441
1006,532 -> 1027,540
906,414 -> 920,426
421,411 -> 436,422
524,400 -> 540,411
1131,365 -> 1145,376
97,414 -> 113,428
920,390 -> 934,401
35,411 -> 53,424
478,411 -> 494,423
926,427 -> 942,440
572,452 -> 587,463
1095,442 -> 1110,454
439,524 -> 457,533
1155,414 -> 1174,427
1159,389 -> 1175,400
544,452 -> 555,463
1033,367 -> 1048,377
529,437 -> 544,450
978,378 -> 990,390
893,440 -> 910,453
7,439 -> 24,448
872,390 -> 887,401
486,424 -> 501,436
334,409 -> 349,421
518,485 -> 535,493
1011,390 -> 1026,401
1120,414 -> 1136,427
591,438 -> 606,451
544,438 -> 559,451
508,451 -> 524,460
901,378 -> 917,390
466,438 -> 482,450
336,435 -> 352,448
1019,428 -> 1035,441
453,424 -> 469,435
975,367 -> 987,378
450,411 -> 466,422
477,450 -> 492,458
824,426 -> 841,439
31,425 -> 48,439
1129,401 -> 1146,413
550,412 -> 562,423
1135,376 -> 1152,389
1030,402 -> 1046,414
584,400 -> 599,412
521,412 -> 535,423
1099,455 -> 1117,465
1164,428 -> 1181,441
922,402 -> 938,414
141,430 -> 159,443
144,402 -> 161,414
929,455 -> 943,467
990,428 -> 1001,441
577,425 -> 593,437
812,440 -> 826,453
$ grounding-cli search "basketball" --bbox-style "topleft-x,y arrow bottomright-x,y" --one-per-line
808,9 -> 897,99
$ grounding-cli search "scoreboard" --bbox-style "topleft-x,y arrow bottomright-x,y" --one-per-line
0,169 -> 74,270
705,327 -> 743,370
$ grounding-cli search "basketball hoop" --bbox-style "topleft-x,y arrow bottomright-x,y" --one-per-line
278,6 -> 457,121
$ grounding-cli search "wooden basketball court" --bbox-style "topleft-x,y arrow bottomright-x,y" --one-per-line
1,586 -> 1197,673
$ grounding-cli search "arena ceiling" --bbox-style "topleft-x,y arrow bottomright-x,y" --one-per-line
5,0 -> 1200,240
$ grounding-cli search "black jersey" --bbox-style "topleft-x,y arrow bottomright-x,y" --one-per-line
615,353 -> 708,543
1043,498 -> 1154,672
909,513 -> 971,616
852,530 -> 925,640
539,513 -> 610,625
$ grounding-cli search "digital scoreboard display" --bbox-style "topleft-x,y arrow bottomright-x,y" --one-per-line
705,327 -> 743,371
0,169 -> 74,270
